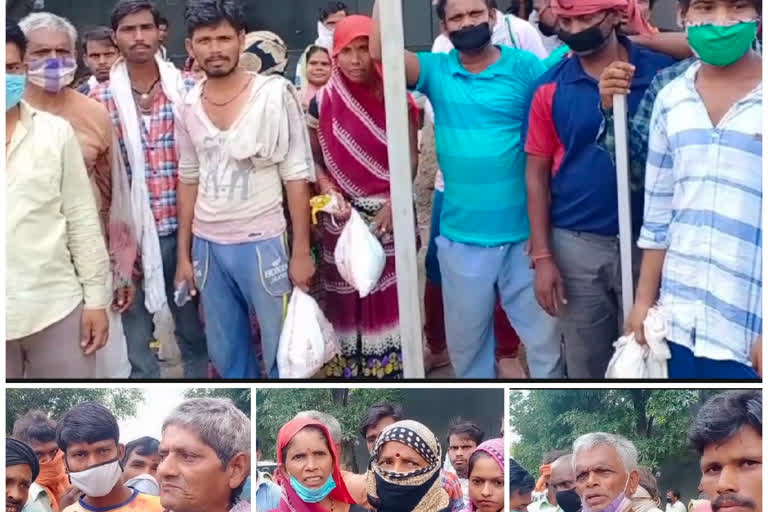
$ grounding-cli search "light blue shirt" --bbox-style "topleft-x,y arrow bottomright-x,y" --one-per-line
413,46 -> 545,246
256,472 -> 282,512
639,62 -> 762,362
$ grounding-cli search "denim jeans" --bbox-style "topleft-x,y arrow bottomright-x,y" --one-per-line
193,235 -> 291,379
436,236 -> 564,379
121,234 -> 209,379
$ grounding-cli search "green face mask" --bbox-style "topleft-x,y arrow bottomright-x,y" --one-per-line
687,20 -> 758,67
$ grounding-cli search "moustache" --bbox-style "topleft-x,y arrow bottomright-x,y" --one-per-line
131,44 -> 150,50
713,494 -> 756,512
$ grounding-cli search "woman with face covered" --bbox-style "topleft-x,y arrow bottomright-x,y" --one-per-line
467,439 -> 505,512
366,420 -> 452,512
270,417 -> 366,512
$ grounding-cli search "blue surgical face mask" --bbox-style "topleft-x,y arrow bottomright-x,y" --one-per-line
289,475 -> 336,503
6,73 -> 26,111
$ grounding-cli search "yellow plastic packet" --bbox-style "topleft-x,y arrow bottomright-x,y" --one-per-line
310,194 -> 334,225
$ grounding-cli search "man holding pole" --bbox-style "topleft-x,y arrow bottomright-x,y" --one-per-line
371,0 -> 564,379
525,0 -> 674,379
627,0 -> 762,378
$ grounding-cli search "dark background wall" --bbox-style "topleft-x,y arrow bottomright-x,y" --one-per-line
7,0 -> 679,75
349,388 -> 504,468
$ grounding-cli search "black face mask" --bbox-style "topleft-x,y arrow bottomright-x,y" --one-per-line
449,22 -> 492,53
557,488 -> 583,512
369,470 -> 441,512
558,14 -> 612,54
538,17 -> 558,37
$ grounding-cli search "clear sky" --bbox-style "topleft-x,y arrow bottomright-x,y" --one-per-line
118,388 -> 187,444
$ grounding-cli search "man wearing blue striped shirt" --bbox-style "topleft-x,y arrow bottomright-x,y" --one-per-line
627,0 -> 762,378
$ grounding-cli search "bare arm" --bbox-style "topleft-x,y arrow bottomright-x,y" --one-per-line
629,32 -> 693,60
635,249 -> 665,308
409,114 -> 419,181
176,182 -> 198,265
285,181 -> 313,258
526,155 -> 554,258
371,0 -> 422,87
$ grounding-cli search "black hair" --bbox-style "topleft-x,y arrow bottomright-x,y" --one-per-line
689,390 -> 762,456
158,15 -> 169,27
6,19 -> 27,56
320,2 -> 348,22
82,26 -> 117,54
359,403 -> 405,439
436,0 -> 494,21
307,45 -> 331,60
468,450 -> 499,478
184,0 -> 246,38
12,410 -> 57,445
281,425 -> 330,462
510,459 -> 535,495
447,419 -> 484,446
668,489 -> 681,499
56,402 -> 120,453
678,0 -> 761,14
122,436 -> 160,465
542,449 -> 571,465
110,0 -> 161,31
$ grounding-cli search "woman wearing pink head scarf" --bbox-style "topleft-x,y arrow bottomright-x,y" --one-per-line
467,439 -> 505,512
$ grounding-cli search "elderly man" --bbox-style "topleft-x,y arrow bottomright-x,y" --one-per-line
690,390 -> 762,512
572,433 -> 640,512
532,453 -> 578,512
19,11 -> 135,379
6,19 -> 110,379
7,438 -> 42,512
157,398 -> 250,512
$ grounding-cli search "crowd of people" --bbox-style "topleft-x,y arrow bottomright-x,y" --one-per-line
512,390 -> 762,512
256,402 -> 504,512
5,0 -> 763,380
5,397 -> 251,512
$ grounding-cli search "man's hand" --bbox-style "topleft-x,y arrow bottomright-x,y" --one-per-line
624,300 -> 653,345
289,253 -> 316,292
599,61 -> 636,110
175,258 -> 198,297
327,190 -> 352,222
534,259 -> 567,316
112,284 -> 136,313
371,203 -> 393,237
60,487 -> 82,510
81,309 -> 109,355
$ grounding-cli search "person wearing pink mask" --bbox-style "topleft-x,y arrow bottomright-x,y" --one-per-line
571,433 -> 640,512
19,12 -> 136,380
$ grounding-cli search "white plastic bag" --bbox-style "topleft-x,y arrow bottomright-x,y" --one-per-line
277,289 -> 341,378
334,209 -> 386,298
605,306 -> 670,379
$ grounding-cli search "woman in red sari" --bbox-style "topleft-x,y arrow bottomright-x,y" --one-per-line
307,15 -> 418,379
269,417 -> 365,512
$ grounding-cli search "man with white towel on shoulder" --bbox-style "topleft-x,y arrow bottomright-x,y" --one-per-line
90,0 -> 208,380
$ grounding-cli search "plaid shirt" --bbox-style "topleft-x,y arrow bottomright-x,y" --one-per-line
89,77 -> 196,236
441,469 -> 465,512
596,58 -> 695,192
639,62 -> 762,363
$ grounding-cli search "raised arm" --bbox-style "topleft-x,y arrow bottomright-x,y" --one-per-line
371,0 -> 422,88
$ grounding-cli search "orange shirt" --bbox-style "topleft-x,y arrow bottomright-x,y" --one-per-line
63,490 -> 164,512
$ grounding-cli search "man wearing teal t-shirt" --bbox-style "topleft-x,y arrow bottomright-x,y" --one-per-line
371,0 -> 564,379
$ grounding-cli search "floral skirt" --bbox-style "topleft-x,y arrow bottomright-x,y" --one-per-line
318,198 -> 403,379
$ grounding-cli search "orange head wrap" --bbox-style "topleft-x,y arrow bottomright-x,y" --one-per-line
36,450 -> 70,512
550,0 -> 654,36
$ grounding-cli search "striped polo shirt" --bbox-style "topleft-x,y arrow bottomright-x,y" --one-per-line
414,46 -> 546,246
639,61 -> 762,364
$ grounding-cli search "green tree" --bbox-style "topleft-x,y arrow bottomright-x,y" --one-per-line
508,389 -> 725,475
183,388 -> 251,418
6,388 -> 144,434
256,388 -> 405,471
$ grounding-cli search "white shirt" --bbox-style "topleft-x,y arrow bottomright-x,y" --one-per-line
667,501 -> 688,512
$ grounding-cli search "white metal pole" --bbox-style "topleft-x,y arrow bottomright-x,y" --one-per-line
379,0 -> 425,379
613,94 -> 634,321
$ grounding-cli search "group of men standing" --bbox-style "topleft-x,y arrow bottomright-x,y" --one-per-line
5,0 -> 763,380
5,398 -> 251,512
517,391 -> 762,512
